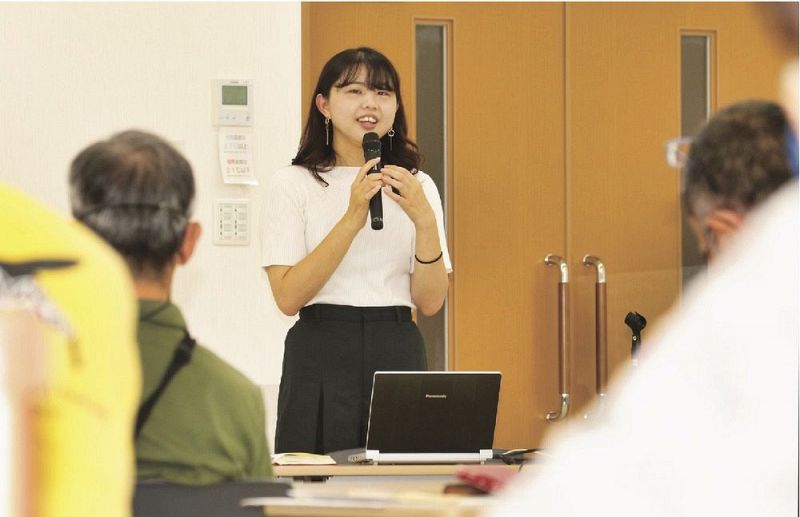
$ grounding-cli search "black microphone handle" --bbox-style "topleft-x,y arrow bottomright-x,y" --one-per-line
631,332 -> 641,357
368,165 -> 383,230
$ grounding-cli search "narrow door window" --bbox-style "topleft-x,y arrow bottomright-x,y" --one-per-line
680,33 -> 714,286
415,23 -> 449,370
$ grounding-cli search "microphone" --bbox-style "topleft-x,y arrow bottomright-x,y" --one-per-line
624,311 -> 647,365
362,132 -> 383,230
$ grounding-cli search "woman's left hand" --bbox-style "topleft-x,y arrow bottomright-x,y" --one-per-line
381,165 -> 436,228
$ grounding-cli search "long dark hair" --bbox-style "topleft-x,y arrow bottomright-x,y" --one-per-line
293,47 -> 421,186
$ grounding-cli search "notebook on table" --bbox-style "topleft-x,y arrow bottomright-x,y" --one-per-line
342,371 -> 502,465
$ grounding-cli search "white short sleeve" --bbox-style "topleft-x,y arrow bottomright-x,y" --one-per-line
260,167 -> 308,267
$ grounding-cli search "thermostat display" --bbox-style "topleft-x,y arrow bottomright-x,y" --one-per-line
222,85 -> 247,106
213,79 -> 252,126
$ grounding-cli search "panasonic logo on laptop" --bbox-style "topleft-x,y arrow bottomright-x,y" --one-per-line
425,394 -> 447,399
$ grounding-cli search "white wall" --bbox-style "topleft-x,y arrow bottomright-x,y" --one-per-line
0,2 -> 302,446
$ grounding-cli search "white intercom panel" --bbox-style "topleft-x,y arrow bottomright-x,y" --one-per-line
212,79 -> 252,126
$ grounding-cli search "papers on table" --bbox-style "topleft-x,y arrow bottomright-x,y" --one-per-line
272,452 -> 336,466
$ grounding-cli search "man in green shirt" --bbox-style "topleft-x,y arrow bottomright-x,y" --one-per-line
68,130 -> 272,484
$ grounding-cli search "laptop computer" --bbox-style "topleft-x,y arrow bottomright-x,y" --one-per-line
344,371 -> 501,464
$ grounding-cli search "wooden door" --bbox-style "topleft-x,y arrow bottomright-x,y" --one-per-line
566,2 -> 789,424
303,2 -> 788,448
445,4 -> 565,449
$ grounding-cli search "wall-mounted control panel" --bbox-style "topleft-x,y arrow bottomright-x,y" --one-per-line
212,79 -> 252,126
213,198 -> 250,246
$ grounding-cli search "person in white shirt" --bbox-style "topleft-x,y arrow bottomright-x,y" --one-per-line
487,88 -> 799,515
261,47 -> 451,454
487,180 -> 798,516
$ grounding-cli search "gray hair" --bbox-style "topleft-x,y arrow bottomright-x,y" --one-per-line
68,130 -> 195,276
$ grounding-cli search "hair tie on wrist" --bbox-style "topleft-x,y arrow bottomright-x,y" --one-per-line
414,251 -> 443,264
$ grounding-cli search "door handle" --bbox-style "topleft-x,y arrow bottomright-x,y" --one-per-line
582,255 -> 607,420
544,254 -> 569,422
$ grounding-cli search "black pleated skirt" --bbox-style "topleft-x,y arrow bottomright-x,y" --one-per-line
274,304 -> 427,454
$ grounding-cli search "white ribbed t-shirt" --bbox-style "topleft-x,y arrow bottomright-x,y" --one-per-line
261,165 -> 452,309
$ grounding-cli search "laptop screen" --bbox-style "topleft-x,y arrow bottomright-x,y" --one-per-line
365,371 -> 501,453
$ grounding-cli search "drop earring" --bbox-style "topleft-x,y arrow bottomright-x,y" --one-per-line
324,117 -> 331,146
388,127 -> 395,151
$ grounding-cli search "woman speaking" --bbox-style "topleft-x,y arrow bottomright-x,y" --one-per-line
261,47 -> 451,454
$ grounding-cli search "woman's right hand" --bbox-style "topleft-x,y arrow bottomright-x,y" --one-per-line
345,157 -> 383,227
